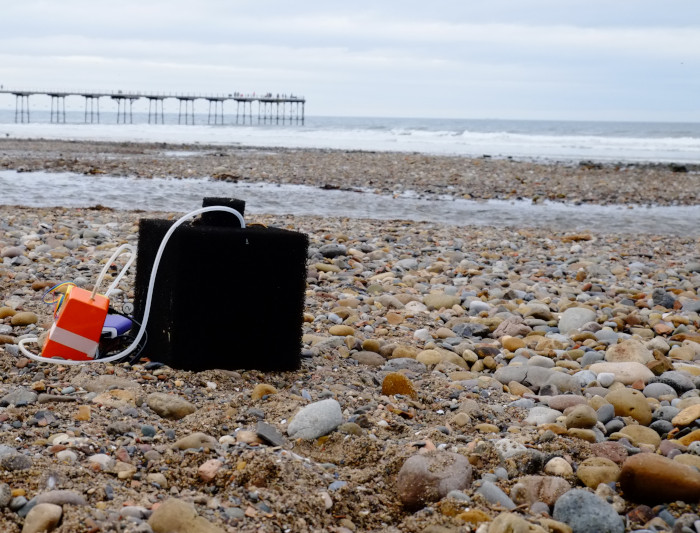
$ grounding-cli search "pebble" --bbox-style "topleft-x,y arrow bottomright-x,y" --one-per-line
0,388 -> 38,407
381,372 -> 417,398
544,457 -> 573,477
148,498 -> 225,533
329,325 -> 355,336
287,399 -> 343,440
172,432 -> 218,451
558,307 -> 597,334
21,503 -> 63,533
351,350 -> 386,366
510,475 -> 571,506
589,362 -> 655,385
672,404 -> 700,427
9,311 -> 38,326
605,388 -> 653,425
396,451 -> 472,509
619,453 -> 700,504
251,383 -> 278,400
198,459 -> 223,482
565,404 -> 598,429
256,421 -> 285,446
605,339 -> 654,364
524,406 -> 562,426
0,483 -> 12,507
475,480 -> 516,510
576,457 -> 620,488
553,489 -> 625,533
146,392 -> 196,419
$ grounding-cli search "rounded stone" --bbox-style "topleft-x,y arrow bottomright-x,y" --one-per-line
545,457 -> 574,477
423,293 -> 461,310
618,424 -> 661,449
501,336 -> 527,351
619,453 -> 700,504
553,489 -> 624,533
251,384 -> 278,401
487,512 -> 532,533
558,307 -> 597,335
392,345 -> 418,359
149,497 -> 225,533
22,503 -> 63,533
565,404 -> 598,429
0,482 -> 11,507
328,325 -> 355,336
351,351 -> 386,366
0,307 -> 17,319
147,393 -> 196,420
576,457 -> 621,488
396,451 -> 472,509
171,432 -> 218,451
10,311 -> 38,326
287,399 -> 343,440
510,475 -> 572,506
381,372 -> 417,398
604,388 -> 652,425
672,404 -> 700,427
589,362 -> 654,385
605,339 -> 654,364
597,372 -> 615,387
642,382 -> 677,399
416,349 -> 444,365
494,365 -> 528,385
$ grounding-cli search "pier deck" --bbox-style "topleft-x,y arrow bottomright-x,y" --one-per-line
0,88 -> 305,125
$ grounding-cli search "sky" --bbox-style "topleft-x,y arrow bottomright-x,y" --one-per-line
0,0 -> 698,121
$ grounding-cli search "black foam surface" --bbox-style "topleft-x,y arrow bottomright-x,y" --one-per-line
134,201 -> 308,371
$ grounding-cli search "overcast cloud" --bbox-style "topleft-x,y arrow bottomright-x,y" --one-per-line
0,0 -> 698,120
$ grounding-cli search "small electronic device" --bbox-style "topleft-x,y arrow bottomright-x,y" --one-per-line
101,314 -> 133,339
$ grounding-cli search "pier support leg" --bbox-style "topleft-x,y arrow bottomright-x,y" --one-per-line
84,96 -> 100,123
14,94 -> 30,123
49,95 -> 66,123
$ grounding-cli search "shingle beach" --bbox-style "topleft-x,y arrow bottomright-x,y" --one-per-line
0,139 -> 699,532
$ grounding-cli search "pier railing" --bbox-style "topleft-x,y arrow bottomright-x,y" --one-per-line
0,88 -> 305,125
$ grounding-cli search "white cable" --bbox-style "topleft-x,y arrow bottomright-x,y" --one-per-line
18,206 -> 245,365
92,243 -> 137,299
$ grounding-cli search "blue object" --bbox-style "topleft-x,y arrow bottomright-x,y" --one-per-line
101,315 -> 132,339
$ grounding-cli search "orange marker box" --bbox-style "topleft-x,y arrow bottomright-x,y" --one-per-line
41,286 -> 109,361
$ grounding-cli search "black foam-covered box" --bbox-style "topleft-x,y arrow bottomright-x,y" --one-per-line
133,198 -> 308,371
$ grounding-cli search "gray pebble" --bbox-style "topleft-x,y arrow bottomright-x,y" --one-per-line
649,372 -> 695,394
0,452 -> 32,471
494,365 -> 528,384
382,358 -> 427,373
524,406 -> 562,426
643,382 -> 678,399
597,403 -> 615,424
0,387 -> 38,407
553,489 -> 624,533
475,480 -> 516,510
0,483 -> 12,508
256,421 -> 285,446
287,399 -> 343,440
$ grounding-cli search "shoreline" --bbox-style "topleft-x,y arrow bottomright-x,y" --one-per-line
1,138 -> 699,207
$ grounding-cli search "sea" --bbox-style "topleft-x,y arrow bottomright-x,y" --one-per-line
1,111 -> 700,163
1,109 -> 699,235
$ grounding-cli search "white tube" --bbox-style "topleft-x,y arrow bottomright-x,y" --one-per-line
92,243 -> 137,299
18,206 -> 245,365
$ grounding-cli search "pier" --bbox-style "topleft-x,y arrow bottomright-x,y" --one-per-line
0,88 -> 305,125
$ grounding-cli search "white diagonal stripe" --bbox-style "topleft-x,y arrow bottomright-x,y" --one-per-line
49,326 -> 99,358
